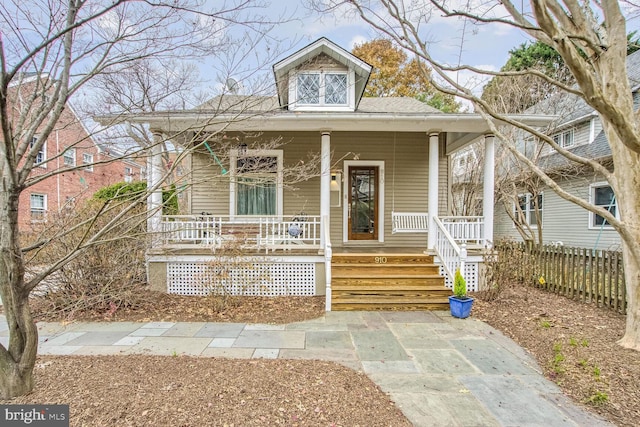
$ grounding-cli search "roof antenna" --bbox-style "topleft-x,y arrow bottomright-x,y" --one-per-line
225,78 -> 242,95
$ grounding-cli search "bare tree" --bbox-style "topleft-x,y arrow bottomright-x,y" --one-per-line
0,0 -> 285,398
312,0 -> 640,350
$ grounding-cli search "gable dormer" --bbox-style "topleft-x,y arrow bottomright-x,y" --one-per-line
273,38 -> 372,112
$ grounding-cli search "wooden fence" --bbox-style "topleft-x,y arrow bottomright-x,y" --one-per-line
495,241 -> 627,314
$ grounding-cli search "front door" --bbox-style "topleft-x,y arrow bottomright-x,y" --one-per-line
348,166 -> 378,240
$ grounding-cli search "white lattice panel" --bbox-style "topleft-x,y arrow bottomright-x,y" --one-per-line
440,262 -> 479,292
167,262 -> 316,296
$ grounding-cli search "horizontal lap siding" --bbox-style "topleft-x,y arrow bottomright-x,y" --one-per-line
190,130 -> 448,249
494,175 -> 621,250
329,131 -> 431,247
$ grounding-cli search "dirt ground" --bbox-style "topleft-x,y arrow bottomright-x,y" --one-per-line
5,285 -> 639,426
472,282 -> 640,427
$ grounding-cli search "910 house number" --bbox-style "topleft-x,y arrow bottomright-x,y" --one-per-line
374,256 -> 387,264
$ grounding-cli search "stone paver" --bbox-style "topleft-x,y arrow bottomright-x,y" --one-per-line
0,312 -> 613,427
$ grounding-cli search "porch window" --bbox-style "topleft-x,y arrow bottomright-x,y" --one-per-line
515,193 -> 543,227
590,184 -> 617,228
231,150 -> 283,217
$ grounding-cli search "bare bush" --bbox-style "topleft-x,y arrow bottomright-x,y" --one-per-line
478,239 -> 537,301
28,200 -> 149,321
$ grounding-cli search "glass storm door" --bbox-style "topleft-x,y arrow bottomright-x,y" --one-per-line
348,166 -> 378,240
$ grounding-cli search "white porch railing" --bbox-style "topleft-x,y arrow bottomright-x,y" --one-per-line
161,215 -> 222,246
391,212 -> 429,233
440,216 -> 485,245
258,216 -> 321,252
160,215 -> 321,252
433,216 -> 467,283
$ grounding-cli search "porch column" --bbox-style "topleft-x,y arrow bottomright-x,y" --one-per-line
427,132 -> 440,250
320,132 -> 331,250
483,134 -> 495,248
147,130 -> 164,246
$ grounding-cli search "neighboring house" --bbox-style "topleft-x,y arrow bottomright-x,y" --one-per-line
111,38 -> 549,310
493,51 -> 640,251
9,75 -> 145,228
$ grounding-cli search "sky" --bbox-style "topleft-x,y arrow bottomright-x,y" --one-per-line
217,0 -> 534,100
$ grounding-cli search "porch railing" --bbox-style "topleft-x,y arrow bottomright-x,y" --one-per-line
434,216 -> 467,283
159,215 -> 321,251
440,216 -> 484,245
258,216 -> 321,252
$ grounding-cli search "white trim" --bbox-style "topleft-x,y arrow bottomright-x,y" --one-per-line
229,149 -> 284,220
589,118 -> 596,143
342,160 -> 385,244
588,182 -> 617,230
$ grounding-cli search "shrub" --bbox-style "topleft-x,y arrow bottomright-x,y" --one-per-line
453,268 -> 467,298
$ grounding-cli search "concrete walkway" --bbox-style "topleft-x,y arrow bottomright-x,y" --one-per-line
0,311 -> 611,427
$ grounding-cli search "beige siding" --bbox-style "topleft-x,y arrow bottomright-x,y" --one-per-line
189,130 -> 452,249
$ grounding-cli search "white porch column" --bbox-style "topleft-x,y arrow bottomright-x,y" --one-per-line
147,130 -> 164,246
483,134 -> 495,248
427,132 -> 440,250
320,132 -> 331,250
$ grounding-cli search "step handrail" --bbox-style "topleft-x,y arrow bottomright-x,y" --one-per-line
433,216 -> 467,283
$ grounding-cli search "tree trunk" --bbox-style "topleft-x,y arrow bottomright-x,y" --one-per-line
0,185 -> 38,398
609,130 -> 640,350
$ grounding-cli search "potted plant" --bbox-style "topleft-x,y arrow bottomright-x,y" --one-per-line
448,268 -> 474,319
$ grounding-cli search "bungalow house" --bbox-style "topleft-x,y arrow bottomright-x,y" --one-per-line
111,38 -> 550,310
493,49 -> 640,252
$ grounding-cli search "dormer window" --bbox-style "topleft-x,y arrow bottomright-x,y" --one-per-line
296,72 -> 348,106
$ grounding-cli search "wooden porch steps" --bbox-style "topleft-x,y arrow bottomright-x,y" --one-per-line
331,253 -> 451,311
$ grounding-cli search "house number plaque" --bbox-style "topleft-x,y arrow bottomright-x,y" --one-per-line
374,256 -> 387,264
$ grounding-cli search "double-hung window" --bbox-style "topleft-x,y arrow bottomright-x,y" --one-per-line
124,166 -> 133,183
83,153 -> 94,171
296,72 -> 348,106
231,150 -> 283,217
590,183 -> 617,228
30,137 -> 46,166
63,148 -> 76,166
515,193 -> 543,227
552,129 -> 574,149
30,194 -> 47,220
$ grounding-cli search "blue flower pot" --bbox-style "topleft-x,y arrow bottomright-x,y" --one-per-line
449,296 -> 474,319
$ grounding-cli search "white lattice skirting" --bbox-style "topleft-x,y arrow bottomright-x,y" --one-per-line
439,262 -> 479,292
167,261 -> 316,296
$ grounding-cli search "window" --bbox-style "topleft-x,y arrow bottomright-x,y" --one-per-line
83,153 -> 94,171
63,148 -> 76,166
30,137 -> 46,166
30,194 -> 47,220
296,72 -> 348,106
552,129 -> 574,149
515,193 -> 543,227
590,184 -> 617,228
231,150 -> 282,217
124,166 -> 133,183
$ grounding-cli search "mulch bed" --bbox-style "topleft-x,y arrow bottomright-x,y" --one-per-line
12,356 -> 410,426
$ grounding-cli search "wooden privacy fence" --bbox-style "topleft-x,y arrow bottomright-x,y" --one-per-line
496,241 -> 627,314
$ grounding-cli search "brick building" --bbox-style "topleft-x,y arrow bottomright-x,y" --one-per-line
10,76 -> 145,228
